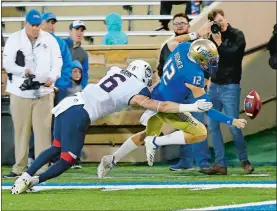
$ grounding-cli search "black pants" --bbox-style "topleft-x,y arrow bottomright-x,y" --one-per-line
159,1 -> 191,26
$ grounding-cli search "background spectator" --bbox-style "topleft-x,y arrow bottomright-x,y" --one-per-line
156,1 -> 191,31
64,20 -> 89,89
28,11 -> 73,167
268,23 -> 277,70
55,60 -> 83,104
2,9 -> 62,178
191,1 -> 201,15
64,20 -> 89,169
157,13 -> 191,77
202,1 -> 214,8
205,8 -> 253,175
41,12 -> 72,94
102,12 -> 128,45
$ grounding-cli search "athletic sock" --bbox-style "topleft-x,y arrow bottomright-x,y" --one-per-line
113,137 -> 138,163
153,131 -> 185,146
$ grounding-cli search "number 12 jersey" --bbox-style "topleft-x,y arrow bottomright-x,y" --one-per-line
152,42 -> 205,103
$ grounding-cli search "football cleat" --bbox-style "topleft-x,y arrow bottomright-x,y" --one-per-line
11,175 -> 39,195
11,177 -> 31,194
97,155 -> 115,179
144,136 -> 158,166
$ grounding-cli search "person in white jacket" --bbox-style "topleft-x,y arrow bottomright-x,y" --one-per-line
2,9 -> 62,178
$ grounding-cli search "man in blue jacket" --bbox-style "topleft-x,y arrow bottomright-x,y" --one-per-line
64,20 -> 89,168
64,21 -> 89,88
41,12 -> 72,93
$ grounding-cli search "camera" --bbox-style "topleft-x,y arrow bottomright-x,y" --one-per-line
211,22 -> 221,34
19,74 -> 42,91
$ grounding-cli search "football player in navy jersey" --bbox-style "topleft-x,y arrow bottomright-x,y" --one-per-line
11,60 -> 213,194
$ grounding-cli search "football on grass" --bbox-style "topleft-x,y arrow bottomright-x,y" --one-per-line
244,90 -> 262,119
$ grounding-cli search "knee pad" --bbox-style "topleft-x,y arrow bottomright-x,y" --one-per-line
61,151 -> 77,164
53,139 -> 61,148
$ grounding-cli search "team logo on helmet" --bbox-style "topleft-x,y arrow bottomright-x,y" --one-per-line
145,66 -> 152,78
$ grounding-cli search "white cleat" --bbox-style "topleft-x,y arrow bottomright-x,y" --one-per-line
11,175 -> 39,195
144,136 -> 158,166
11,177 -> 31,195
97,155 -> 115,179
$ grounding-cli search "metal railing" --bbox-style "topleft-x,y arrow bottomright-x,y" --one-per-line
2,1 -> 161,7
2,31 -> 174,38
2,15 -> 198,22
2,1 -> 196,36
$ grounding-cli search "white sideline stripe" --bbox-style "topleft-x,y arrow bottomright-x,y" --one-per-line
179,200 -> 276,211
2,184 -> 276,191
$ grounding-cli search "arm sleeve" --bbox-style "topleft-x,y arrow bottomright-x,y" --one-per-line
138,87 -> 151,98
194,92 -> 210,101
81,52 -> 89,88
194,93 -> 234,125
206,108 -> 234,125
3,34 -> 26,77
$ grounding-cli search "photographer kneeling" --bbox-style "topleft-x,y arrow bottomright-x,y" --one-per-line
2,9 -> 62,178
202,9 -> 254,175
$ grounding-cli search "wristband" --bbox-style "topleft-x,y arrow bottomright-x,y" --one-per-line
188,32 -> 198,41
178,103 -> 198,112
157,102 -> 161,112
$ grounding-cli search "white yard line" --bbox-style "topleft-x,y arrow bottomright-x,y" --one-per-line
2,183 -> 276,191
179,200 -> 277,211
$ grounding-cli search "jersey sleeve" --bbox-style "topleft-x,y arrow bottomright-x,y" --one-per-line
127,86 -> 151,105
138,87 -> 151,98
185,70 -> 205,88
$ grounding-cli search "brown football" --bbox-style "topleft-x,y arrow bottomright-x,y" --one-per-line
244,90 -> 262,119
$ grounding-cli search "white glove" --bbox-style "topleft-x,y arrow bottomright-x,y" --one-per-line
194,99 -> 213,112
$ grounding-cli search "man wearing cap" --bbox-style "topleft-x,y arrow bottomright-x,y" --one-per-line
27,12 -> 74,167
40,12 -> 72,103
64,20 -> 89,169
64,20 -> 88,89
3,9 -> 62,178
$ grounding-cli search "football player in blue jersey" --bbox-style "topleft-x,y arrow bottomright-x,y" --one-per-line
11,59 -> 213,194
97,39 -> 247,177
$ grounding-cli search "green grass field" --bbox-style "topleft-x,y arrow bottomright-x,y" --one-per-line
2,128 -> 276,210
2,165 -> 276,210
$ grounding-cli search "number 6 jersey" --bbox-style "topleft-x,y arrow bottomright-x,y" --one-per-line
56,66 -> 151,122
152,42 -> 205,103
